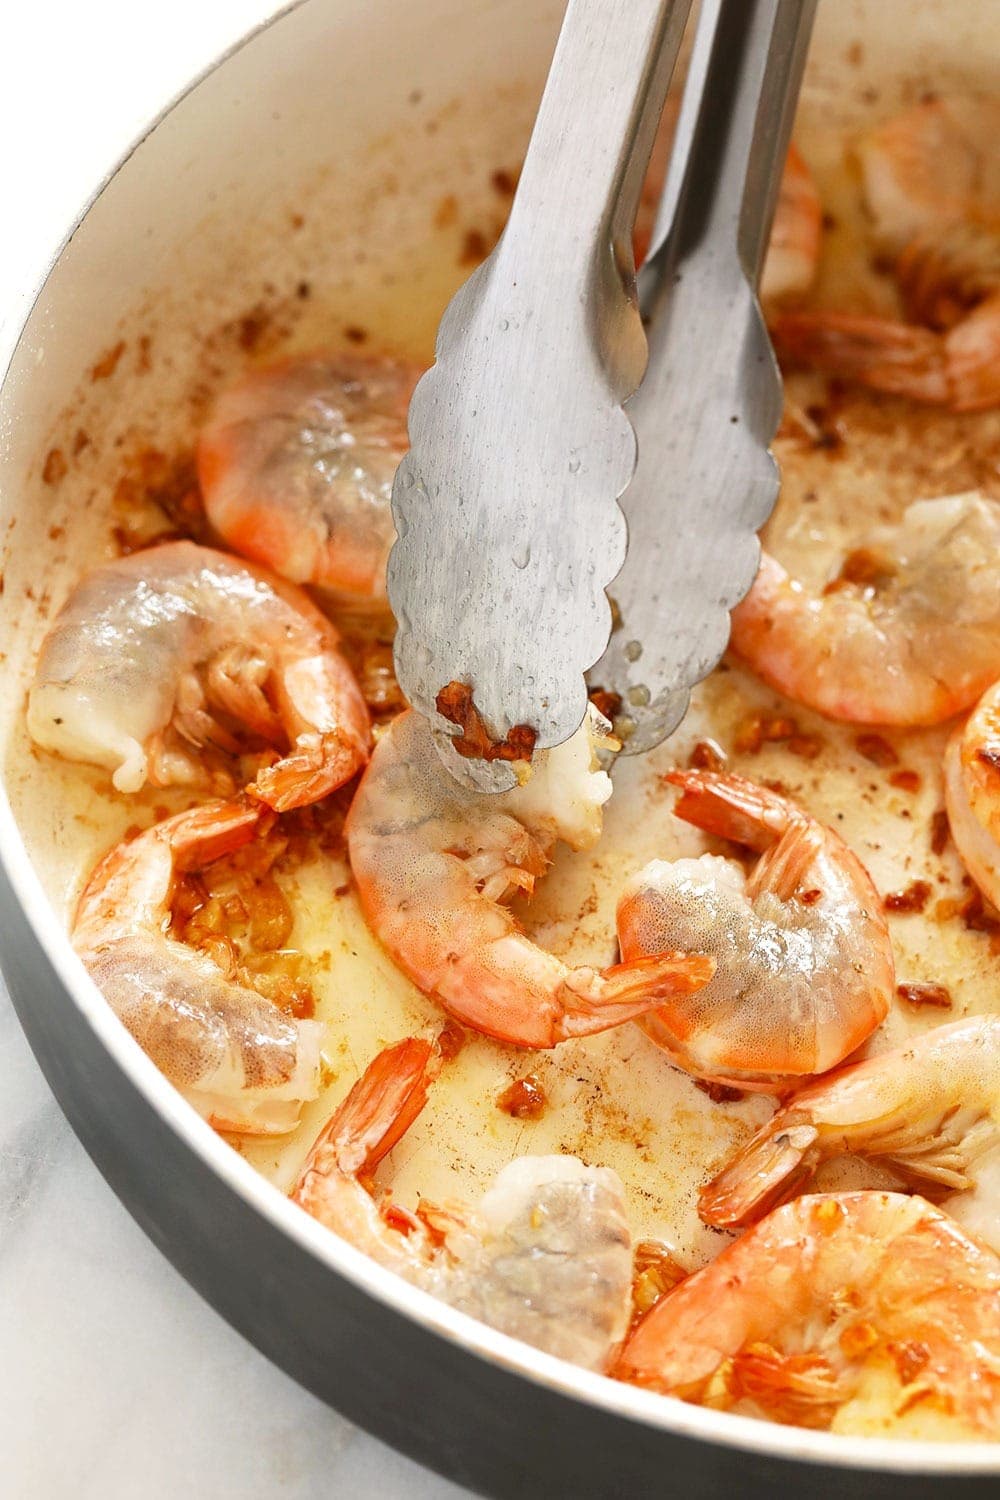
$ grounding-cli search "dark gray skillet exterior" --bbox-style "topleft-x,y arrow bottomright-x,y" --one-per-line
1,812 -> 995,1500
1,4 -> 998,1493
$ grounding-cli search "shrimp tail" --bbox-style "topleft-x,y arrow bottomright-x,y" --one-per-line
250,730 -> 364,812
168,797 -> 266,870
296,1038 -> 440,1183
664,769 -> 794,850
771,311 -> 951,404
698,1117 -> 821,1228
556,951 -> 716,1041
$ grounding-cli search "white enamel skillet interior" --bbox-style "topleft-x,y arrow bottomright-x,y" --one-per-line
0,0 -> 997,1488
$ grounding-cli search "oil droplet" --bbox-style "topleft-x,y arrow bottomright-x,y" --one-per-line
624,639 -> 643,662
627,684 -> 650,708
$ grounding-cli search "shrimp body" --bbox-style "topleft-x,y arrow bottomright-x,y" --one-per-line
27,541 -> 370,810
775,99 -> 1000,410
730,493 -> 1000,725
73,801 -> 324,1134
945,680 -> 1000,907
617,771 -> 892,1087
856,97 -> 1000,256
759,144 -> 823,306
345,709 -> 714,1048
618,1192 -> 1000,1439
700,1018 -> 1000,1251
292,1038 -> 633,1370
197,353 -> 420,609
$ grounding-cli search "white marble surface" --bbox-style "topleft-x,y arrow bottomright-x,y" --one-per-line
0,3 -> 466,1495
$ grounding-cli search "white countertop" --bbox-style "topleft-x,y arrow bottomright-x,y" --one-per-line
0,3 -> 465,1494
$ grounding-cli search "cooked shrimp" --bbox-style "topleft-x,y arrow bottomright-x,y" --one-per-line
27,540 -> 370,811
616,770 -> 892,1088
856,96 -> 1000,256
759,144 -> 823,306
345,708 -> 714,1048
73,800 -> 324,1134
700,1018 -> 1000,1253
636,127 -> 820,302
775,98 -> 1000,409
730,493 -> 1000,725
944,679 -> 1000,907
618,1192 -> 1000,1439
197,352 -> 420,609
292,1037 -> 633,1370
773,275 -> 1000,410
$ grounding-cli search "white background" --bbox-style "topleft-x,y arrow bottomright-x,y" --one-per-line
0,3 -> 464,1495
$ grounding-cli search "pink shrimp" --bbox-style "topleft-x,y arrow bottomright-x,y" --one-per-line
699,1017 -> 1000,1255
292,1038 -> 634,1370
73,800 -> 324,1134
345,708 -> 714,1048
197,352 -> 420,610
617,770 -> 892,1088
730,493 -> 1000,726
27,540 -> 371,811
618,1192 -> 1000,1439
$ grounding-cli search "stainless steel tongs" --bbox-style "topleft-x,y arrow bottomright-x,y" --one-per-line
390,0 -> 817,790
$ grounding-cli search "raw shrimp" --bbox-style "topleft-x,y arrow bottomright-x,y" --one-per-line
730,493 -> 1000,725
616,770 -> 892,1088
944,679 -> 1000,906
292,1037 -> 633,1370
699,1017 -> 1000,1254
197,352 -> 420,608
618,1192 -> 1000,1439
345,708 -> 714,1048
27,540 -> 370,811
73,800 -> 324,1134
774,98 -> 1000,409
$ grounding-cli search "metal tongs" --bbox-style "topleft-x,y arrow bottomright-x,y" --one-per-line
390,0 -> 817,789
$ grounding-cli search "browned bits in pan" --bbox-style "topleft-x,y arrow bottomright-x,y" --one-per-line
41,448 -> 67,486
630,1241 -> 687,1326
497,1072 -> 547,1120
896,981 -> 953,1010
930,808 -> 950,855
883,880 -> 931,913
436,680 -> 537,763
693,1078 -> 746,1104
588,687 -> 623,722
855,733 -> 898,767
436,1020 -> 468,1062
688,738 -> 728,772
90,340 -> 126,381
888,768 -> 921,793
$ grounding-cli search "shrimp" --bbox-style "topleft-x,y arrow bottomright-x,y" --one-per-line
699,1018 -> 1000,1255
197,352 -> 420,610
759,144 -> 823,306
616,770 -> 892,1088
73,800 -> 324,1134
27,540 -> 370,811
292,1037 -> 634,1370
730,493 -> 1000,725
344,708 -> 714,1048
856,96 -> 1000,257
635,125 -> 821,303
774,98 -> 1000,409
618,1192 -> 1000,1439
944,678 -> 1000,907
